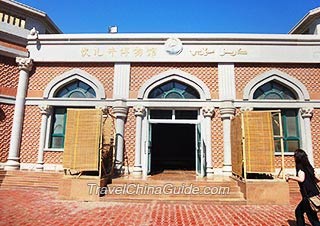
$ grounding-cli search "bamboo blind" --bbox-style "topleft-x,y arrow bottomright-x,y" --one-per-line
231,115 -> 243,177
63,109 -> 102,171
243,111 -> 275,173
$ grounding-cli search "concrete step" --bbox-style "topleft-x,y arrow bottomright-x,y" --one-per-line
0,170 -> 62,191
98,176 -> 245,203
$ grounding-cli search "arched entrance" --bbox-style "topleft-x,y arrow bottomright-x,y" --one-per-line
144,80 -> 204,175
136,69 -> 213,177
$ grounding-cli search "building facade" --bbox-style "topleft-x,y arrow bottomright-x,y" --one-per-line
0,0 -> 61,169
1,2 -> 320,177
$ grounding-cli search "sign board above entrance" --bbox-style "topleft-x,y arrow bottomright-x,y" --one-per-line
27,34 -> 320,63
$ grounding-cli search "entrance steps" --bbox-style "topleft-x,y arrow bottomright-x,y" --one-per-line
0,170 -> 62,191
100,171 -> 246,204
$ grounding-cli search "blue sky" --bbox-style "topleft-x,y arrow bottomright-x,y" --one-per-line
18,0 -> 320,34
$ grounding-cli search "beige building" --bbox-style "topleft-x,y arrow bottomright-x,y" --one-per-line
1,1 -> 320,179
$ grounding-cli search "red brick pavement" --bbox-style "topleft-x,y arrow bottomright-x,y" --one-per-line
0,189 -> 314,226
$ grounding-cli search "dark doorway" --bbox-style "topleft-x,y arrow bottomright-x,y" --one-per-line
151,123 -> 195,173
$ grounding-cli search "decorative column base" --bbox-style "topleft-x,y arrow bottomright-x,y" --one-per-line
206,167 -> 215,179
132,166 -> 143,177
113,164 -> 125,176
35,163 -> 44,171
222,164 -> 232,176
4,159 -> 20,170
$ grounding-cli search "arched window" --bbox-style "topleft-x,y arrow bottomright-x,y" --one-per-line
253,81 -> 297,100
55,80 -> 96,98
50,80 -> 95,149
253,81 -> 300,153
148,80 -> 200,99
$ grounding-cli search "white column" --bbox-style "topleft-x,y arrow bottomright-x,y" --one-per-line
5,57 -> 33,170
113,99 -> 128,173
202,106 -> 215,178
301,108 -> 314,166
133,105 -> 145,176
220,101 -> 235,175
35,105 -> 52,171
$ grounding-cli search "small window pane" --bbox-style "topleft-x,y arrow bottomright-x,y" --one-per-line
175,110 -> 198,120
79,81 -> 89,90
52,112 -> 65,134
174,82 -> 186,90
261,83 -> 272,93
69,91 -> 86,98
285,110 -> 298,137
165,91 -> 183,99
161,82 -> 174,92
51,137 -> 64,148
150,110 -> 172,119
274,139 -> 281,152
265,93 -> 281,99
287,140 -> 299,152
53,124 -> 63,134
87,88 -> 96,97
272,115 -> 281,136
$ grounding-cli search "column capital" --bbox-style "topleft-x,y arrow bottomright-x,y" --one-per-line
202,106 -> 215,118
134,105 -> 145,117
113,99 -> 128,118
16,57 -> 33,72
301,108 -> 314,119
220,101 -> 235,119
39,105 -> 52,115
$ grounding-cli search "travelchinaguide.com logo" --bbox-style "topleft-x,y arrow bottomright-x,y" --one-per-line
87,183 -> 230,196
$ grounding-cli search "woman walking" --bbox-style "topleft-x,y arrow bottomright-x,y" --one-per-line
286,149 -> 320,226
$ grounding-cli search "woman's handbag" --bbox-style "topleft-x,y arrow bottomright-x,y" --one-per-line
309,195 -> 320,212
308,181 -> 320,212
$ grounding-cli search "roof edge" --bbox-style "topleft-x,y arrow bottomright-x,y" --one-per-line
289,7 -> 320,34
1,0 -> 62,34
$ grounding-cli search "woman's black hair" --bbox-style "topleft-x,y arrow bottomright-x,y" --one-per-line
294,148 -> 315,178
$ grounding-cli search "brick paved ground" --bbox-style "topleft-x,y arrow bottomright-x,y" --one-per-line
0,188 -> 315,226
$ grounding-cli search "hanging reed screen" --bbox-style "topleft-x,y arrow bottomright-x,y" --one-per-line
231,115 -> 243,177
243,111 -> 275,173
63,109 -> 102,171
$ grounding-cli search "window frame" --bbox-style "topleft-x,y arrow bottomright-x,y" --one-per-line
148,80 -> 200,99
49,107 -> 67,149
253,81 -> 301,154
281,109 -> 300,153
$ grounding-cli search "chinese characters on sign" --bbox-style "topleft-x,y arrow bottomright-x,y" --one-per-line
81,47 -> 158,58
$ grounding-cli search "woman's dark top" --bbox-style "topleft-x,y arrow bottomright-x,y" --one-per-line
298,169 -> 319,198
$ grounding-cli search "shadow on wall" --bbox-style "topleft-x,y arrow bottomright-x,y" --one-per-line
287,219 -> 311,226
0,108 -> 6,121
